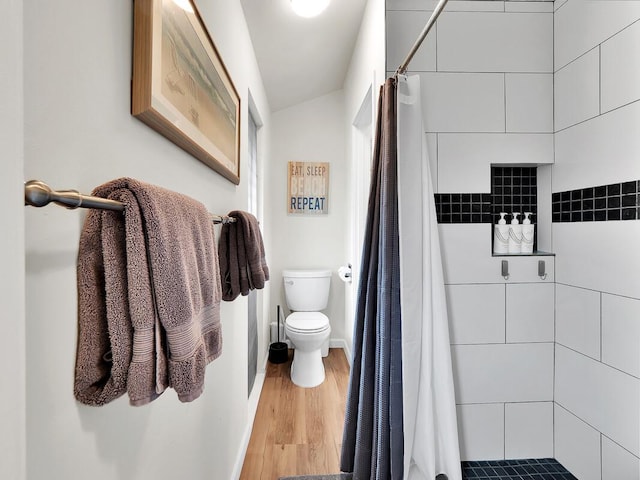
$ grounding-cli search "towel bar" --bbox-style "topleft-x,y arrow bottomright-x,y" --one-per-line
24,180 -> 236,224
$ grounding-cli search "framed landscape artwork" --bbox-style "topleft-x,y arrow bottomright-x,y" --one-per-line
132,0 -> 241,184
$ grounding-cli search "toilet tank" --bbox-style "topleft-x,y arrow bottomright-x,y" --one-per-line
283,269 -> 331,311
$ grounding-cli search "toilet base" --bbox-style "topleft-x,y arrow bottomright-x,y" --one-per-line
290,348 -> 325,388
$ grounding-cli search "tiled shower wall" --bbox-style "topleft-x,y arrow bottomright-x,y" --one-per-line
387,2 -> 640,477
386,0 -> 556,463
552,2 -> 640,479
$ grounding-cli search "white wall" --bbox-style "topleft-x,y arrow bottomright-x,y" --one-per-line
552,2 -> 640,478
343,0 -> 386,357
268,91 -> 348,343
386,0 -> 556,461
0,1 -> 26,479
23,1 -> 271,479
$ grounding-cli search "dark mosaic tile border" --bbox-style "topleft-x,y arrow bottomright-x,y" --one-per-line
492,166 -> 538,224
434,193 -> 493,224
462,458 -> 577,480
435,167 -> 539,225
552,180 -> 640,222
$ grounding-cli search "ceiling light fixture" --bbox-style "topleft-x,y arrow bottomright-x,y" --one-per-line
290,0 -> 330,18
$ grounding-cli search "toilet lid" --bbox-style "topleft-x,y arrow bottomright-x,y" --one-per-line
286,312 -> 330,333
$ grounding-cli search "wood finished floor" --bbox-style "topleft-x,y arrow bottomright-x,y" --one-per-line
240,348 -> 350,480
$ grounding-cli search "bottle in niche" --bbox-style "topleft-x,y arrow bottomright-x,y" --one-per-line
508,212 -> 522,254
493,212 -> 509,254
521,212 -> 534,254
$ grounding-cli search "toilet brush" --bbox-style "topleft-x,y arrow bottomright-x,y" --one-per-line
268,305 -> 288,364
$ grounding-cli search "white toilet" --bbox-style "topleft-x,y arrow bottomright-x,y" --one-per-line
283,269 -> 332,388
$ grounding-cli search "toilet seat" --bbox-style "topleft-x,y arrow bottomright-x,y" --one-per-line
286,312 -> 330,334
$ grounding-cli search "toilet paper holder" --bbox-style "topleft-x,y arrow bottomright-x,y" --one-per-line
338,264 -> 352,284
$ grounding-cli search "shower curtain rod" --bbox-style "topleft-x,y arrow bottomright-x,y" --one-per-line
24,180 -> 236,224
396,0 -> 449,75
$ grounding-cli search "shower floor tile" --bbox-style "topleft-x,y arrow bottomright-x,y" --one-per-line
462,458 -> 577,480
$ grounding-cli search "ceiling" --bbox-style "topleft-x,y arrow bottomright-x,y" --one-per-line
240,0 -> 369,112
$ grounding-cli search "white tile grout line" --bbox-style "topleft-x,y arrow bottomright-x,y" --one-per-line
554,282 -> 640,302
600,433 -> 604,480
504,283 -> 507,344
552,281 -> 556,456
599,291 -> 603,362
504,72 -> 507,134
435,133 -> 439,192
556,342 -> 640,381
555,402 -> 640,462
598,44 -> 602,116
552,3 -> 556,135
503,401 -> 507,460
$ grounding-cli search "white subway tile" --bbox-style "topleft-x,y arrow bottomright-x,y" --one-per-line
419,73 -> 505,133
554,404 -> 602,480
439,224 -> 555,285
446,284 -> 506,344
457,403 -> 505,461
554,1 -> 640,70
443,1 -> 505,12
452,343 -> 554,404
602,294 -> 640,378
387,1 -> 506,12
602,436 -> 640,480
555,344 -> 640,456
437,133 -> 553,193
386,11 -> 436,73
554,101 -> 640,192
505,2 -> 554,13
554,48 -> 600,131
555,284 -> 601,360
553,222 -> 640,301
601,20 -> 640,114
506,283 -> 554,343
386,0 -> 440,11
504,402 -> 553,459
506,74 -> 553,133
437,12 -> 552,72
426,133 -> 438,192
554,0 -> 568,12
439,224 -> 497,285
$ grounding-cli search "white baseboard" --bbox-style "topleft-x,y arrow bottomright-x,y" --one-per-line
230,370 -> 266,480
329,338 -> 352,366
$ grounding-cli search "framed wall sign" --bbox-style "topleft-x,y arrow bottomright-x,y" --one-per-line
287,161 -> 330,214
132,0 -> 241,184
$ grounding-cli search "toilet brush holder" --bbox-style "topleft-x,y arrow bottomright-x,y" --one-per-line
268,305 -> 288,364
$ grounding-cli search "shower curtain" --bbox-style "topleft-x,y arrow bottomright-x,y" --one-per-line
396,75 -> 461,480
341,75 -> 461,480
341,77 -> 404,480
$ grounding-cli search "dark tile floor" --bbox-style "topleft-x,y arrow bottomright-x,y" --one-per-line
280,458 -> 577,480
462,458 -> 577,480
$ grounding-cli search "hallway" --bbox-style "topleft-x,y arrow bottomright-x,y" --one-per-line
240,349 -> 350,480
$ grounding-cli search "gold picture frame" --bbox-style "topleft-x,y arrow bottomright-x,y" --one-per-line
132,0 -> 241,184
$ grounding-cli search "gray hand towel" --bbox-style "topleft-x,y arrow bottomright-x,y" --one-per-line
75,206 -> 133,406
75,178 -> 222,406
219,210 -> 269,301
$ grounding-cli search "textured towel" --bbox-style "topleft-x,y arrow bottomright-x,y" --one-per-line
219,211 -> 269,301
75,178 -> 222,406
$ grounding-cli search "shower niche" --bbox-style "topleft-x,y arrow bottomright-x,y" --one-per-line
490,164 -> 554,257
434,163 -> 555,283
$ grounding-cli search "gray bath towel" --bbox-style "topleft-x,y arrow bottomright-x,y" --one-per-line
219,211 -> 269,301
75,178 -> 222,406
